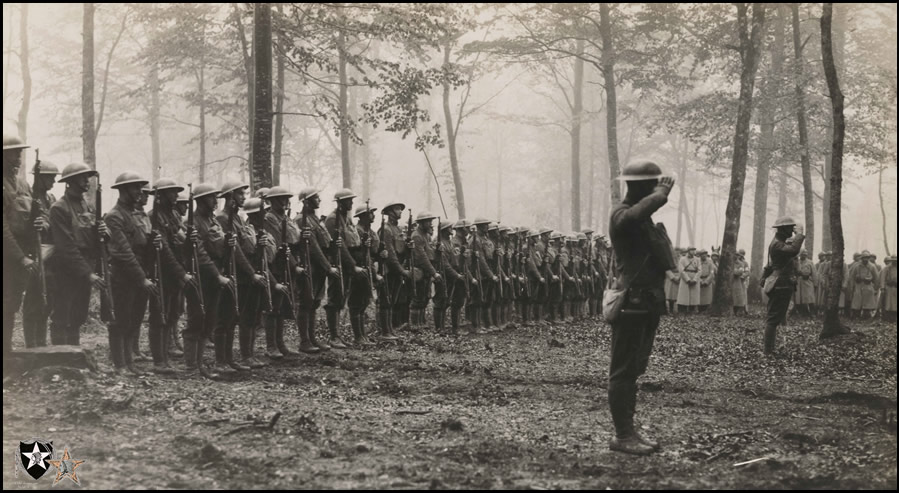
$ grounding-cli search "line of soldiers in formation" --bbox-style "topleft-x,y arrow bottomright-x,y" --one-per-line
4,135 -> 621,377
661,247 -> 898,320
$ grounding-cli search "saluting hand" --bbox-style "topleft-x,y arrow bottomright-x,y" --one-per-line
656,176 -> 675,195
794,224 -> 804,235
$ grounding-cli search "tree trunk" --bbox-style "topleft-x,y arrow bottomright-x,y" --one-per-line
878,165 -> 890,256
198,64 -> 207,182
820,3 -> 846,337
587,126 -> 595,230
599,4 -> 621,203
709,3 -> 766,317
820,4 -> 845,253
17,3 -> 30,146
273,4 -> 284,187
791,3 -> 814,257
3,10 -> 13,110
442,40 -> 466,219
82,3 -> 96,169
777,166 -> 787,217
749,4 -> 785,302
570,38 -> 584,230
234,4 -> 255,185
338,25 -> 351,188
252,3 -> 273,189
149,63 -> 161,181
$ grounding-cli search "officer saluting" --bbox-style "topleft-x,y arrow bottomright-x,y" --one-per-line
762,216 -> 806,354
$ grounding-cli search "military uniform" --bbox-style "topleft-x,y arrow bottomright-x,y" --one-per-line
379,214 -> 411,335
22,174 -> 56,348
793,255 -> 817,316
764,224 -> 805,354
216,201 -> 259,370
263,205 -> 302,355
46,187 -> 99,346
243,200 -> 277,364
470,228 -> 496,330
3,163 -> 34,354
879,257 -> 897,322
350,208 -> 379,344
524,233 -> 544,324
677,253 -> 700,311
451,224 -> 474,333
732,257 -> 748,314
698,254 -> 715,311
433,224 -> 462,333
410,223 -> 437,327
297,208 -> 334,349
849,256 -> 878,314
324,206 -> 359,346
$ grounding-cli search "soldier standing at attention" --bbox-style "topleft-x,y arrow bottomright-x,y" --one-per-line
452,220 -> 475,334
242,197 -> 279,365
187,183 -> 234,378
698,250 -> 715,312
46,163 -> 107,346
410,211 -> 440,329
297,188 -> 341,350
105,172 -> 160,375
378,202 -> 411,339
22,160 -> 59,348
147,179 -> 194,374
763,216 -> 805,355
524,229 -> 546,326
732,250 -> 749,316
433,219 -> 461,334
3,135 -> 36,356
324,189 -> 364,348
814,252 -> 828,309
607,160 -> 675,455
664,248 -> 680,315
217,180 -> 267,371
472,219 -> 498,331
263,187 -> 311,356
155,187 -> 192,359
849,251 -> 879,319
351,204 -> 380,345
677,247 -> 700,314
128,184 -> 154,363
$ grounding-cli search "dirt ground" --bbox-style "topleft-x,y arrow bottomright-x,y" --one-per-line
3,306 -> 897,490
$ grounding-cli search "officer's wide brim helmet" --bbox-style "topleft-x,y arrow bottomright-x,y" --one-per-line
111,171 -> 150,189
59,163 -> 98,182
382,202 -> 405,213
617,160 -> 663,181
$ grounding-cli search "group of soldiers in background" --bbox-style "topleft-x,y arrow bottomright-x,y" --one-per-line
661,245 -> 897,322
4,134 -> 619,378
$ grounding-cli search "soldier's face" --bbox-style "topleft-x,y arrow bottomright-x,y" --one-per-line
121,184 -> 142,204
176,202 -> 188,216
138,190 -> 150,206
38,175 -> 57,190
305,195 -> 321,210
3,149 -> 23,176
70,174 -> 91,194
233,189 -> 246,208
338,198 -> 353,213
420,220 -> 433,235
159,189 -> 179,207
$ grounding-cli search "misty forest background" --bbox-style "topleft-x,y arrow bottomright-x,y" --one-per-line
3,3 -> 896,311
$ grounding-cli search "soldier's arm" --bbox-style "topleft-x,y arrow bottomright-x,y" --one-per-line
381,228 -> 404,274
105,212 -> 148,284
414,234 -> 437,277
3,210 -> 26,265
158,233 -> 187,287
476,242 -> 495,278
309,230 -> 333,272
48,203 -> 93,280
774,234 -> 805,256
611,189 -> 668,228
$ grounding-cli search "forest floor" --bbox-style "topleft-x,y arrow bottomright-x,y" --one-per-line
3,306 -> 896,490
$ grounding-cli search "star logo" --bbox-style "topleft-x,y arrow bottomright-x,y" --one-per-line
47,447 -> 85,485
17,439 -> 54,480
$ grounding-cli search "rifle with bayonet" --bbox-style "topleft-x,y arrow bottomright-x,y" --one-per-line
30,149 -> 47,309
225,199 -> 240,315
186,183 -> 205,316
407,209 -> 416,298
96,181 -> 115,323
151,185 -> 167,326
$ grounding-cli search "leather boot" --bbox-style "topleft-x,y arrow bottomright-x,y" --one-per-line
297,310 -> 322,354
277,318 -> 299,356
764,322 -> 777,355
359,312 -> 375,345
265,316 -> 283,359
608,382 -> 653,455
379,309 -> 398,340
108,331 -> 126,373
132,334 -> 150,362
629,383 -> 659,450
450,308 -> 460,335
350,312 -> 362,345
227,330 -> 250,371
214,333 -> 237,374
245,325 -> 267,368
326,309 -> 347,349
434,308 -> 446,332
183,338 -> 198,371
150,325 -> 175,375
196,338 -> 220,379
123,335 -> 146,376
308,311 -> 330,351
171,323 -> 184,352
